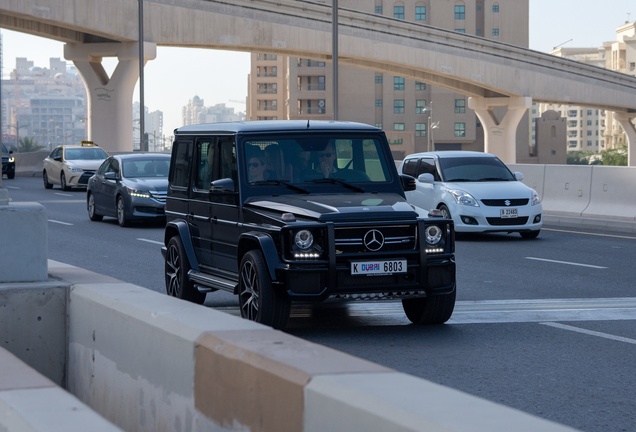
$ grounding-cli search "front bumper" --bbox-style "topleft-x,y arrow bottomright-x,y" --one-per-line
65,170 -> 96,187
128,195 -> 166,220
2,161 -> 15,175
452,203 -> 543,233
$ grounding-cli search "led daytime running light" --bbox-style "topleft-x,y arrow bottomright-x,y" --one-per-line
294,252 -> 321,259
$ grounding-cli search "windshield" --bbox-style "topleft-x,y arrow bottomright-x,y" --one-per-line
65,147 -> 108,161
242,136 -> 392,186
123,158 -> 170,178
1,144 -> 7,153
438,157 -> 515,182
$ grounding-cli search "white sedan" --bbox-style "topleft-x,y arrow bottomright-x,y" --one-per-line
398,151 -> 542,238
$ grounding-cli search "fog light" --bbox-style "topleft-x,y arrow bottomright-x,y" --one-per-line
534,214 -> 542,223
461,216 -> 478,225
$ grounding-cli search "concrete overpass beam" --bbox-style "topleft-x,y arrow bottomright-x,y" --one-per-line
64,42 -> 157,152
468,97 -> 532,163
614,112 -> 636,166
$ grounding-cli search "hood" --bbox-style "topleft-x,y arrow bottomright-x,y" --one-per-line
123,177 -> 169,191
66,160 -> 105,171
245,193 -> 418,221
443,180 -> 534,199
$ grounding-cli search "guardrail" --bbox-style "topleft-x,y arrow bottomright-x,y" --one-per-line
0,260 -> 579,432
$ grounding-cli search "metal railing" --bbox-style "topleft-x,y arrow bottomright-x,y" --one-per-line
297,107 -> 326,114
297,84 -> 326,91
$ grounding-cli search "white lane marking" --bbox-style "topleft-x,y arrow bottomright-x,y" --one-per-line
55,193 -> 73,197
48,219 -> 74,226
525,257 -> 607,269
4,185 -> 20,189
137,238 -> 164,246
543,227 -> 636,240
541,322 -> 636,346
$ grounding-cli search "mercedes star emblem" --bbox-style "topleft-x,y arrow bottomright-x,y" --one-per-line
363,229 -> 385,251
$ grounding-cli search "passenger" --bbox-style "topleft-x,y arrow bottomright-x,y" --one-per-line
316,142 -> 337,178
246,148 -> 268,182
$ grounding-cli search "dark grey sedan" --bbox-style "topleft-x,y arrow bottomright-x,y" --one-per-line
87,154 -> 170,227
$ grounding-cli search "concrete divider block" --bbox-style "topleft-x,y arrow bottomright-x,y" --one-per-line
304,372 -> 579,432
0,347 -> 122,432
194,330 -> 390,431
14,151 -> 49,177
542,165 -> 592,216
582,165 -> 636,221
0,202 -> 47,282
508,164 -> 545,200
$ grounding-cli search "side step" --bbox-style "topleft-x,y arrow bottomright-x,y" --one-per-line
188,270 -> 237,294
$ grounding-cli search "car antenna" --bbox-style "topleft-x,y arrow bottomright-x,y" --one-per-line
307,119 -> 310,129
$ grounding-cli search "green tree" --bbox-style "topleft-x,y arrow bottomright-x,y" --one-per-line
18,136 -> 45,153
599,145 -> 627,166
567,150 -> 594,165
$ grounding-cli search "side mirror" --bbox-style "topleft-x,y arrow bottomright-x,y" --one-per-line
210,178 -> 235,192
400,174 -> 416,192
417,173 -> 435,184
54,155 -> 62,162
104,172 -> 117,180
8,150 -> 13,155
514,171 -> 524,181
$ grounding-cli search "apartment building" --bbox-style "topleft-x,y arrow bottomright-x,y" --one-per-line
545,20 -> 636,152
247,0 -> 530,159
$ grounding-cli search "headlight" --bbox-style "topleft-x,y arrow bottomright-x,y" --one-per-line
449,190 -> 479,206
67,166 -> 83,173
128,188 -> 151,198
8,157 -> 14,163
425,225 -> 443,245
531,189 -> 541,206
294,230 -> 314,250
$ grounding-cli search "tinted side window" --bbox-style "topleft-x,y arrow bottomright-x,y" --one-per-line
219,139 -> 238,188
171,141 -> 193,188
195,139 -> 215,190
402,159 -> 418,177
98,159 -> 111,175
416,158 -> 439,180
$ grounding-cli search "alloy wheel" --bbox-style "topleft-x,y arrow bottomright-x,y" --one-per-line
239,261 -> 259,320
165,243 -> 181,297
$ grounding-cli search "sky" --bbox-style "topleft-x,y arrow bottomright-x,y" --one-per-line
1,0 -> 633,136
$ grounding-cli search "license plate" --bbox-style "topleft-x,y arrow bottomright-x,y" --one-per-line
351,260 -> 407,275
500,208 -> 518,218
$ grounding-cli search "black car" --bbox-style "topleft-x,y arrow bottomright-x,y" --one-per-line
162,120 -> 456,329
2,143 -> 15,180
87,153 -> 170,227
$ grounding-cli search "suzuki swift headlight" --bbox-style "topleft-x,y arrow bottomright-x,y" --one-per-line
531,189 -> 541,206
449,190 -> 479,206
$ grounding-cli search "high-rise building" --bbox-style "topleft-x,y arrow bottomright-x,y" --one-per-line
1,57 -> 87,151
182,97 -> 244,126
247,0 -> 530,159
544,20 -> 636,152
133,101 -> 164,151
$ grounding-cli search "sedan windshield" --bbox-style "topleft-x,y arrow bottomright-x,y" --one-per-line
438,157 -> 515,182
242,135 -> 392,186
65,148 -> 108,160
123,158 -> 170,178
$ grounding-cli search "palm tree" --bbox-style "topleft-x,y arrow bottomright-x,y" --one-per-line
18,137 -> 45,153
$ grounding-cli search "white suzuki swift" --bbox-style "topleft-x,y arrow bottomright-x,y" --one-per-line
399,151 -> 542,238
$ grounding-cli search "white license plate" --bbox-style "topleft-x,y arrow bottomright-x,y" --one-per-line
500,208 -> 518,218
351,260 -> 407,275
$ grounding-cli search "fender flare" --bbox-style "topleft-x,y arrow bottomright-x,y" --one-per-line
238,232 -> 281,281
164,220 -> 200,272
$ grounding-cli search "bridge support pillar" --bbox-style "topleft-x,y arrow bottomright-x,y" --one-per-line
64,42 -> 157,152
614,112 -> 636,166
468,97 -> 532,164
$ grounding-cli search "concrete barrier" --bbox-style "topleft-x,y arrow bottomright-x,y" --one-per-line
14,151 -> 49,177
538,165 -> 593,217
508,163 -> 546,200
0,347 -> 122,432
41,261 -> 579,432
583,165 -> 636,221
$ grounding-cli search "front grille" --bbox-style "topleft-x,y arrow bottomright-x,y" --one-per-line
481,199 -> 529,207
134,206 -> 165,215
334,224 -> 416,254
486,216 -> 529,226
78,171 -> 95,184
150,191 -> 167,203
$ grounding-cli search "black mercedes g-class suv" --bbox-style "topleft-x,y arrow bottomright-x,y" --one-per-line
162,121 -> 455,329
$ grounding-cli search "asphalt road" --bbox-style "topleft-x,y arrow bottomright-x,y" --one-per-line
6,176 -> 636,432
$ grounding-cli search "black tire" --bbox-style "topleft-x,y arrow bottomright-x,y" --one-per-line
7,171 -> 14,180
439,204 -> 451,220
87,193 -> 103,221
116,196 -> 131,227
60,172 -> 70,191
43,171 -> 53,189
165,236 -> 206,304
402,289 -> 456,324
238,250 -> 290,329
520,230 -> 540,239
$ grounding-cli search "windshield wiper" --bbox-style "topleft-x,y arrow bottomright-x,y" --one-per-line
305,178 -> 365,193
475,177 -> 511,182
252,180 -> 310,194
445,178 -> 472,182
